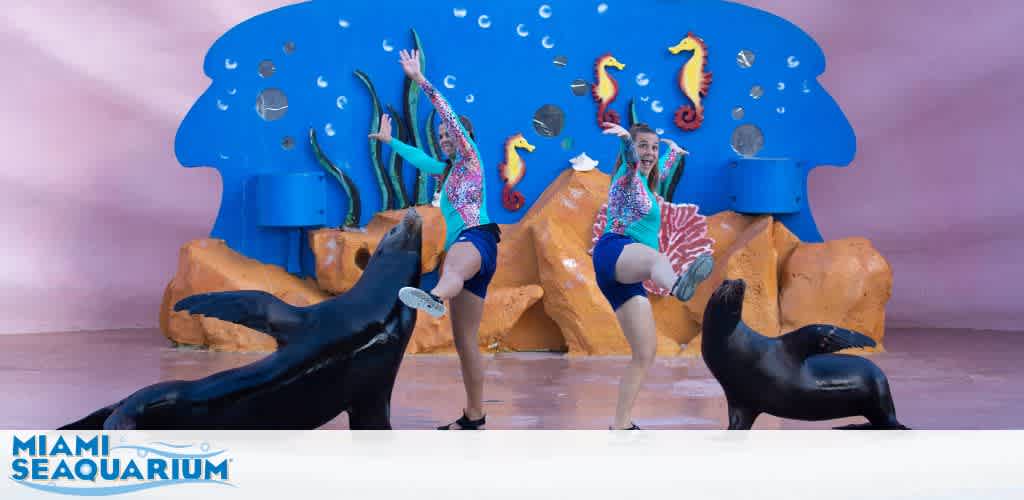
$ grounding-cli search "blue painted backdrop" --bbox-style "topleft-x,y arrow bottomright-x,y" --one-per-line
175,0 -> 856,276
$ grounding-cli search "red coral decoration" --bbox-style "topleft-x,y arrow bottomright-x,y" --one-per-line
591,198 -> 714,296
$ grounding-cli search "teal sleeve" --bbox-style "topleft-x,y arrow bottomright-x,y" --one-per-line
612,135 -> 639,181
390,138 -> 446,175
657,148 -> 681,179
657,150 -> 671,174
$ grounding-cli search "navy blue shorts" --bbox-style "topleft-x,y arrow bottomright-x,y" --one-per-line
455,224 -> 500,299
592,233 -> 646,311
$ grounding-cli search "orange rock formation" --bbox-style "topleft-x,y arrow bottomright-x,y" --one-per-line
162,169 -> 893,356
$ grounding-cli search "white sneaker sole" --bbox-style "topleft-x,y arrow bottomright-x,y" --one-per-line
399,287 -> 446,318
675,253 -> 714,302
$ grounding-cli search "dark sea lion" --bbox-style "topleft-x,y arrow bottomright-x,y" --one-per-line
60,209 -> 423,430
701,279 -> 909,430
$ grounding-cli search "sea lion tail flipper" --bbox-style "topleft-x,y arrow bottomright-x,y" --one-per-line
59,403 -> 119,430
780,324 -> 876,359
174,291 -> 308,345
834,422 -> 911,430
833,423 -> 875,430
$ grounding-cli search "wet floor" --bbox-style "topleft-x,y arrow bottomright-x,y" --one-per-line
1,328 -> 1021,429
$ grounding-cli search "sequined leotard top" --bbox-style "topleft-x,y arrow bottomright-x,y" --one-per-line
389,78 -> 490,250
603,137 -> 680,250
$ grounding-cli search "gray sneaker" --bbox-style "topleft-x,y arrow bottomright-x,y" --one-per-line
399,287 -> 446,318
671,253 -> 714,302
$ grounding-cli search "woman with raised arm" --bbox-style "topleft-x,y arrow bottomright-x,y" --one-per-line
592,121 -> 714,430
369,49 -> 498,430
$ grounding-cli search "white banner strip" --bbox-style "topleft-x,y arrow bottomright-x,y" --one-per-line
2,431 -> 1022,499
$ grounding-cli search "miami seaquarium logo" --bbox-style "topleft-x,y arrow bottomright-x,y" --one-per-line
9,434 -> 234,495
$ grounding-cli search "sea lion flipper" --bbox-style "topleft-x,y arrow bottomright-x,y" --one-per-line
174,291 -> 308,345
780,324 -> 876,359
726,404 -> 758,430
102,406 -> 139,430
59,402 -> 120,430
348,393 -> 393,430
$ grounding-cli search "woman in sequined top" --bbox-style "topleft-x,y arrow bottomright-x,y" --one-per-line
370,49 -> 499,430
592,121 -> 714,430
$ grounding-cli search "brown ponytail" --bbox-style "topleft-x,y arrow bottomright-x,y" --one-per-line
646,162 -> 660,194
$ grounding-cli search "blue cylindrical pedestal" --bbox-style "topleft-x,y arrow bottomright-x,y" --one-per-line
255,172 -> 327,228
253,172 -> 327,274
727,158 -> 803,214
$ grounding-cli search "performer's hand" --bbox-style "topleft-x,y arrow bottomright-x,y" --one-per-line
369,114 -> 393,144
601,122 -> 630,139
399,50 -> 425,83
660,138 -> 689,155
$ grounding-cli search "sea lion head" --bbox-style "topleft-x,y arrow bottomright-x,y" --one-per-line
374,208 -> 423,257
703,279 -> 746,334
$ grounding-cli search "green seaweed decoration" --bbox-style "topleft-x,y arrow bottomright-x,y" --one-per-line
424,108 -> 445,197
354,69 -> 395,212
424,109 -> 442,161
309,128 -> 361,228
386,104 -> 411,208
404,29 -> 432,205
355,30 -> 440,213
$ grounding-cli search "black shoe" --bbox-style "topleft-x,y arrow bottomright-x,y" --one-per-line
609,422 -> 641,430
437,411 -> 486,430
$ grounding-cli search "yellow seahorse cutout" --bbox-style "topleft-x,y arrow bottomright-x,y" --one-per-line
668,33 -> 713,131
498,133 -> 536,211
592,53 -> 626,128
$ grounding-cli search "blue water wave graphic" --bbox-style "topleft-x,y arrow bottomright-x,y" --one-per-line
149,442 -> 195,449
108,445 -> 224,459
13,479 -> 235,496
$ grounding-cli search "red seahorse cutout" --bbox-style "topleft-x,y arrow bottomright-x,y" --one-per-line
668,33 -> 713,132
592,53 -> 626,127
590,197 -> 714,296
498,133 -> 536,211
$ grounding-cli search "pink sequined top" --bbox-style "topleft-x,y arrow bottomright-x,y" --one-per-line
603,138 -> 681,250
390,78 -> 490,250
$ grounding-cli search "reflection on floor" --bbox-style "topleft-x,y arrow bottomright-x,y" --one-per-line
1,328 -> 1021,429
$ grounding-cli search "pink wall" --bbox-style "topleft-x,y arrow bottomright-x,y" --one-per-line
747,0 -> 1024,331
1,1 -> 1021,334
